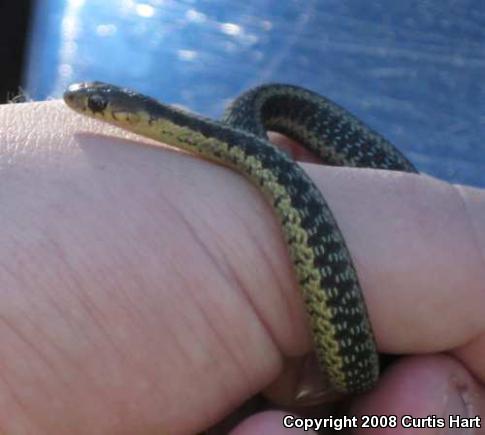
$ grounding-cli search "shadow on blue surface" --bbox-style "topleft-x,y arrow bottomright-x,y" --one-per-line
25,0 -> 485,187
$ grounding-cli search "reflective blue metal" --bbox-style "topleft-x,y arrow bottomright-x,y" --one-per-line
25,0 -> 485,186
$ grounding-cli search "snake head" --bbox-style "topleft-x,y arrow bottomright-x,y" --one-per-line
64,81 -> 144,124
64,81 -> 110,114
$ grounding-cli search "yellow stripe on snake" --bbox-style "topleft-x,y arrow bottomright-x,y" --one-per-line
64,82 -> 417,394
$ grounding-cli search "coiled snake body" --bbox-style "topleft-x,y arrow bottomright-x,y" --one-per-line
64,82 -> 417,394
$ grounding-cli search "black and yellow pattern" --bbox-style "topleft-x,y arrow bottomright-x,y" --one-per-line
63,82 -> 417,393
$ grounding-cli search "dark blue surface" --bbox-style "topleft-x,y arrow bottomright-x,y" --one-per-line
25,0 -> 485,186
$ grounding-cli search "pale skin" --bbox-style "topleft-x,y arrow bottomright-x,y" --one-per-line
0,100 -> 484,434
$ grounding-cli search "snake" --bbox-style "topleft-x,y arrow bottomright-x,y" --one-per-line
63,82 -> 417,394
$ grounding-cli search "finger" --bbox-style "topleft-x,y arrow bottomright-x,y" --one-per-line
351,355 -> 485,434
306,165 -> 485,357
271,131 -> 485,359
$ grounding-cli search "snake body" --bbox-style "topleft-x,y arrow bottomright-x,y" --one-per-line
64,82 -> 417,394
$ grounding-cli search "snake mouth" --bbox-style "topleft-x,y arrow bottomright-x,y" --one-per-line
63,84 -> 85,111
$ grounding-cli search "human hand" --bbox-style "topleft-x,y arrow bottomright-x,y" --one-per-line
0,102 -> 483,434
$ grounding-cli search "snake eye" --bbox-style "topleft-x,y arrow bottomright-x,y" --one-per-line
87,94 -> 107,113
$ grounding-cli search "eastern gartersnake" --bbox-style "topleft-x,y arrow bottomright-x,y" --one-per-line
63,82 -> 417,394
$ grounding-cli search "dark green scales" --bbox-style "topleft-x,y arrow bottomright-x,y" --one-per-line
64,82 -> 417,394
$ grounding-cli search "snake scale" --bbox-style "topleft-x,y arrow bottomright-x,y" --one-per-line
64,82 -> 417,394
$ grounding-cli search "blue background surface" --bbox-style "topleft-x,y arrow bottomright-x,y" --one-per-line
25,0 -> 485,187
